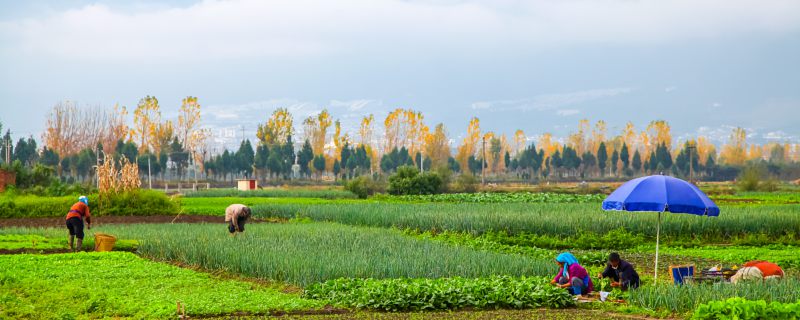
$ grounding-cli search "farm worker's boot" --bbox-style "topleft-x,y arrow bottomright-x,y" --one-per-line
69,235 -> 75,252
76,238 -> 83,252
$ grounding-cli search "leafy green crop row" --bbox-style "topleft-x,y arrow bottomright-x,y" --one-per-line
692,298 -> 800,320
182,188 -> 357,199
102,222 -> 556,287
0,234 -> 65,250
304,276 -> 575,311
0,252 -> 321,319
374,192 -> 604,203
252,202 -> 800,243
0,232 -> 139,252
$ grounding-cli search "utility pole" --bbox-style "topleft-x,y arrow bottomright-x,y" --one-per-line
95,149 -> 102,190
688,142 -> 696,184
148,155 -> 152,189
5,137 -> 10,164
419,149 -> 424,173
481,136 -> 486,185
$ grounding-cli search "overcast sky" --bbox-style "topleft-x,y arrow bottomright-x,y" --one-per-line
1,0 -> 799,151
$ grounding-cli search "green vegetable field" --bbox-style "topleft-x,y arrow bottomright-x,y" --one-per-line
2,189 -> 800,319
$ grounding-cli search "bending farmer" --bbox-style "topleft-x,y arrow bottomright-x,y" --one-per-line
225,204 -> 252,235
598,252 -> 641,290
551,252 -> 593,295
66,196 -> 91,252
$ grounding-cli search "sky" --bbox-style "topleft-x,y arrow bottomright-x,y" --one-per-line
0,0 -> 799,152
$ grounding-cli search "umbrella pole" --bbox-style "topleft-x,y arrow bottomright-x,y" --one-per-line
654,211 -> 662,282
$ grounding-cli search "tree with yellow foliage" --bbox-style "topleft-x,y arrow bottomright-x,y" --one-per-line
177,97 -> 201,150
152,120 -> 174,154
513,130 -> 526,157
456,117 -> 480,172
103,104 -> 129,153
303,109 -> 332,155
621,122 -> 637,151
538,133 -> 559,159
719,127 -> 748,165
332,120 -> 350,156
424,123 -> 451,168
590,120 -> 607,157
257,108 -> 294,145
383,108 -> 406,152
358,115 -> 374,147
132,96 -> 160,152
567,119 -> 590,155
646,120 -> 672,151
695,136 -> 716,165
748,145 -> 764,161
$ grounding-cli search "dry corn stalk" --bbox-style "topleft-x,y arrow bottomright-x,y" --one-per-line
97,154 -> 140,195
97,154 -> 118,195
118,157 -> 141,191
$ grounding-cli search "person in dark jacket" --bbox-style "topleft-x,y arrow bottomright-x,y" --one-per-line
598,252 -> 640,290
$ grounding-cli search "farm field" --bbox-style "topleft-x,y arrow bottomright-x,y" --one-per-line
2,190 -> 800,319
0,252 -> 322,319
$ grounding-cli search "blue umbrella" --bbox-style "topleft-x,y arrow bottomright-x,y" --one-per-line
602,175 -> 719,281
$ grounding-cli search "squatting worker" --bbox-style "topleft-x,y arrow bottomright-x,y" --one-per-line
225,204 -> 252,235
551,252 -> 593,296
597,252 -> 641,290
66,196 -> 91,252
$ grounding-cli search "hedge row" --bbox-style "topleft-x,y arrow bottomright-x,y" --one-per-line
0,190 -> 179,218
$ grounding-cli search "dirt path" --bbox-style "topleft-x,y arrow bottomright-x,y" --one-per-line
0,215 -> 278,228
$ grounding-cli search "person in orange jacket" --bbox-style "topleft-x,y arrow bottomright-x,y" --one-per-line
66,196 -> 91,252
743,261 -> 784,279
731,260 -> 784,284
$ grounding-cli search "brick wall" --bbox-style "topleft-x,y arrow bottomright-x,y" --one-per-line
0,169 -> 15,192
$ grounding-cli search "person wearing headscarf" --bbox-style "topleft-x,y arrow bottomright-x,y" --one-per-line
65,196 -> 91,252
551,252 -> 593,295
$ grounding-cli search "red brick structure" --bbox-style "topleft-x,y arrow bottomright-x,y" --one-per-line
0,169 -> 15,192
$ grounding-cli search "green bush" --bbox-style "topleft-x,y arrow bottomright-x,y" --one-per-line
387,166 -> 443,195
737,165 -> 780,192
344,176 -> 384,199
453,173 -> 479,193
303,276 -> 575,311
99,190 -> 179,216
692,298 -> 800,319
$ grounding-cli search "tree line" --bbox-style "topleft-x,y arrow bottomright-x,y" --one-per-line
2,98 -> 800,189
